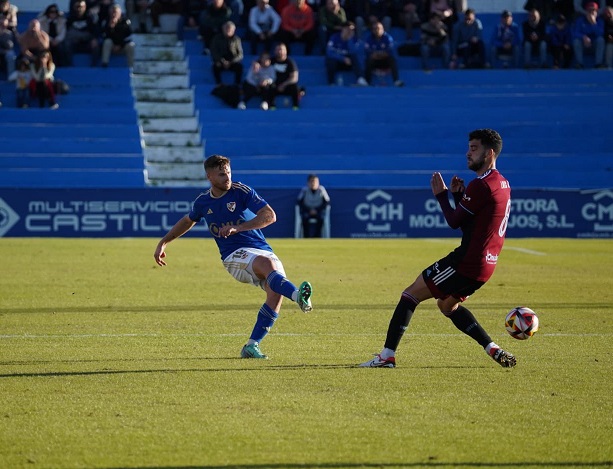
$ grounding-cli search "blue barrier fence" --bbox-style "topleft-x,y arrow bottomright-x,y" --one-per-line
1,187 -> 611,239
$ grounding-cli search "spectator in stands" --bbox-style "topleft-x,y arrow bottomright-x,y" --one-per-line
490,10 -> 520,68
211,20 -> 244,86
428,0 -> 456,33
524,0 -> 575,24
29,49 -> 59,109
278,0 -> 317,55
247,0 -> 281,55
604,6 -> 613,68
354,0 -> 392,39
450,8 -> 485,69
297,174 -> 330,238
8,57 -> 31,107
38,4 -> 69,67
199,0 -> 232,54
319,0 -> 347,47
65,0 -> 100,66
97,0 -> 114,28
0,0 -> 18,33
522,8 -> 548,67
18,19 -> 50,63
125,0 -> 150,33
150,0 -> 183,33
269,42 -> 303,109
364,20 -> 404,86
239,51 -> 276,110
100,3 -> 135,68
394,0 -> 424,41
0,15 -> 16,77
574,0 -> 605,18
572,1 -> 605,67
420,12 -> 450,70
547,13 -> 573,68
325,21 -> 368,85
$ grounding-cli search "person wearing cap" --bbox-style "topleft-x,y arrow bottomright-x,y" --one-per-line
490,9 -> 520,68
547,13 -> 573,68
574,0 -> 604,17
571,0 -> 605,67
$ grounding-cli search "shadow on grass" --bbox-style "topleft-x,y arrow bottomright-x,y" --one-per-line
0,363 -> 497,379
91,462 -> 613,468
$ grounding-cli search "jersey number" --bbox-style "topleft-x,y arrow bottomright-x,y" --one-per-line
499,199 -> 511,237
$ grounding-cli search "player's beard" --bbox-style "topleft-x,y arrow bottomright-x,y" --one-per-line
468,150 -> 486,172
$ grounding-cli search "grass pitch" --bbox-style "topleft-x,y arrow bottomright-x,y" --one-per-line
1,238 -> 612,469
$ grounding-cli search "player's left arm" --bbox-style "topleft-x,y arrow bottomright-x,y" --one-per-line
431,172 -> 473,229
218,204 -> 276,237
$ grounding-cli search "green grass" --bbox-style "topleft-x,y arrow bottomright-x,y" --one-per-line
1,238 -> 612,469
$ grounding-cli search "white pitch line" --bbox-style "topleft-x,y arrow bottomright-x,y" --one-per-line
506,246 -> 546,256
426,239 -> 546,256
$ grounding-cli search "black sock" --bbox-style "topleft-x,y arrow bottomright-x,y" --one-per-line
449,305 -> 492,348
384,293 -> 419,351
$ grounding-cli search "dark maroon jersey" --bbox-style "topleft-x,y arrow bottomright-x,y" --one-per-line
451,169 -> 511,281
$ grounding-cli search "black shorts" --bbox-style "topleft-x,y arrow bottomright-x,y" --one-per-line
421,254 -> 485,302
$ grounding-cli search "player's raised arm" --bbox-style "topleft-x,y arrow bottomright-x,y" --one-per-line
154,215 -> 197,266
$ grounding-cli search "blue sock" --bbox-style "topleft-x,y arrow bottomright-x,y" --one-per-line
266,270 -> 297,300
249,303 -> 279,343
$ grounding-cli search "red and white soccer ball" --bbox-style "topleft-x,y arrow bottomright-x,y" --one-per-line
505,307 -> 539,340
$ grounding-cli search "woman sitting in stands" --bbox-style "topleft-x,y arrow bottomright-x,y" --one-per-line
29,49 -> 59,109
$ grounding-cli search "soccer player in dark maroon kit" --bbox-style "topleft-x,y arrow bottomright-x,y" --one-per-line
360,128 -> 516,368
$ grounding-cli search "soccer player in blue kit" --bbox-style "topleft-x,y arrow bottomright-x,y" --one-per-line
154,154 -> 313,359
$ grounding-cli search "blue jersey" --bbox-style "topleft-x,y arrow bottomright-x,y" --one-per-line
188,182 -> 273,259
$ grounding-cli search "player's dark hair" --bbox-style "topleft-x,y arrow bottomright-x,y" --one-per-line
204,154 -> 230,171
469,129 -> 503,157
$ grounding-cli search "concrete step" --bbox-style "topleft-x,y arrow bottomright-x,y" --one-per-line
145,162 -> 207,181
133,87 -> 194,103
143,145 -> 204,163
131,73 -> 190,89
133,33 -> 179,47
132,60 -> 188,75
140,131 -> 202,146
139,116 -> 200,132
135,101 -> 195,118
134,45 -> 185,62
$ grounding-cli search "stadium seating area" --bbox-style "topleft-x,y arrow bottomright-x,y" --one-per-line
1,12 -> 612,190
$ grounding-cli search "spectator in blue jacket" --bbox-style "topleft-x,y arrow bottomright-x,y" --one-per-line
490,9 -> 521,68
325,21 -> 368,85
572,1 -> 605,67
363,20 -> 403,86
451,8 -> 485,69
547,13 -> 573,68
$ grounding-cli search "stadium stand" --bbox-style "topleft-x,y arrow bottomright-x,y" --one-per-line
0,12 -> 611,190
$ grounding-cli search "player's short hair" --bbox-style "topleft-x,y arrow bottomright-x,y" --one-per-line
204,154 -> 230,172
469,129 -> 503,157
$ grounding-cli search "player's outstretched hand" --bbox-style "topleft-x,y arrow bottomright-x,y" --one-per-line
154,245 -> 167,266
430,172 -> 448,195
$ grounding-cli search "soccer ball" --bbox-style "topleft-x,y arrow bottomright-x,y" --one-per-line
505,307 -> 539,340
